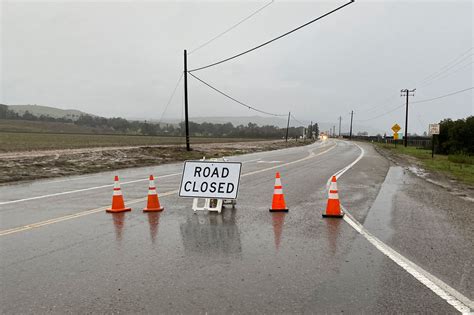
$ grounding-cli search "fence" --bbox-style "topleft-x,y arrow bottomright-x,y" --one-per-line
340,135 -> 432,149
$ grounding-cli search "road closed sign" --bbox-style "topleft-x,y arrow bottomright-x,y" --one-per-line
179,160 -> 242,199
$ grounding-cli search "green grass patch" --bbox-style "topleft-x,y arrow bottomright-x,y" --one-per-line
448,154 -> 474,165
375,143 -> 474,186
0,132 -> 267,152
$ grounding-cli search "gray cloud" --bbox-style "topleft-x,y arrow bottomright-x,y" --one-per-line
1,0 -> 472,135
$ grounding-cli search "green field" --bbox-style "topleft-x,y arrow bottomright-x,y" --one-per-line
375,143 -> 474,185
0,132 -> 266,152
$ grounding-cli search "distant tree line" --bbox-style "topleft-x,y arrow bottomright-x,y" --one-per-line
0,104 -> 317,139
437,116 -> 474,155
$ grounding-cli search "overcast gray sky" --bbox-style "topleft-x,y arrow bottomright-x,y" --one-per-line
1,0 -> 473,135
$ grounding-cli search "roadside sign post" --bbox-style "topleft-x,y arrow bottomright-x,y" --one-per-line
392,123 -> 401,147
429,123 -> 440,158
179,160 -> 242,213
431,135 -> 435,158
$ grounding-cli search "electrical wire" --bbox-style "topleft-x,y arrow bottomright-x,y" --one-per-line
188,0 -> 274,55
355,87 -> 473,122
356,104 -> 405,122
419,61 -> 473,88
158,72 -> 184,124
419,53 -> 473,86
355,48 -> 473,115
419,47 -> 473,83
412,87 -> 474,104
356,93 -> 400,114
188,0 -> 355,72
188,72 -> 287,117
290,114 -> 306,126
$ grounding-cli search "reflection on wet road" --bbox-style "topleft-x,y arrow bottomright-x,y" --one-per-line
147,212 -> 161,244
180,209 -> 242,257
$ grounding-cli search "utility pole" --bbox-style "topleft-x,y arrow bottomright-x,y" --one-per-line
338,116 -> 342,137
349,110 -> 354,140
310,121 -> 313,140
183,50 -> 190,151
285,112 -> 291,142
400,88 -> 416,147
333,125 -> 335,137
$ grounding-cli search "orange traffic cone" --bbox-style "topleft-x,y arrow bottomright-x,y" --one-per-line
106,176 -> 132,213
269,172 -> 288,212
143,175 -> 164,212
322,176 -> 344,218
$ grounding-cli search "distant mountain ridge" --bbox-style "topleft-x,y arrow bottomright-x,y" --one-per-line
7,105 -> 91,120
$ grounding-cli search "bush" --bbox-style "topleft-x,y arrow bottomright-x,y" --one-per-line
437,116 -> 474,155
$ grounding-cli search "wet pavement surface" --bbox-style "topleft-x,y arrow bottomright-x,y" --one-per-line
0,140 -> 472,313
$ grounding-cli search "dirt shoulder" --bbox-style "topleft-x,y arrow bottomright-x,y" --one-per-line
0,139 -> 313,184
372,143 -> 474,202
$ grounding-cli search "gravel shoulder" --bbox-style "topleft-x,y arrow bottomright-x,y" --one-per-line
340,141 -> 473,301
374,144 -> 474,201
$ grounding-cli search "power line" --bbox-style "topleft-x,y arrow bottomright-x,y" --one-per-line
189,0 -> 355,72
188,72 -> 287,117
354,48 -> 473,115
158,72 -> 184,124
412,87 -> 474,104
355,104 -> 405,122
420,61 -> 473,88
419,53 -> 473,86
419,47 -> 473,83
290,114 -> 306,126
355,87 -> 473,122
356,93 -> 400,114
188,0 -> 274,55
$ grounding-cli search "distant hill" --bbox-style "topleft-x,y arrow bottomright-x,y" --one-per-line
4,104 -> 382,135
7,105 -> 91,120
0,119 -> 116,134
140,115 -> 381,135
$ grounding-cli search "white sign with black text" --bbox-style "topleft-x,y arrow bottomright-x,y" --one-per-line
429,123 -> 440,135
179,161 -> 242,199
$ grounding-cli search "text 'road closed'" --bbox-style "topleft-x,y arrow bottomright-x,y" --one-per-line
179,161 -> 242,199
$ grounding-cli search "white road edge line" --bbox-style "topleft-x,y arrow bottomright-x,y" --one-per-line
0,172 -> 182,206
0,142 -> 337,236
334,141 -> 473,314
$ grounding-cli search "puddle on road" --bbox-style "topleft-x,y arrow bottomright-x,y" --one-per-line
362,166 -> 405,242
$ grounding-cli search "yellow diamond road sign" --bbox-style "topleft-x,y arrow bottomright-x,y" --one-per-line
392,123 -> 401,133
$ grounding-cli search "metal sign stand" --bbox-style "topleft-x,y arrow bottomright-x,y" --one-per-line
191,157 -> 237,214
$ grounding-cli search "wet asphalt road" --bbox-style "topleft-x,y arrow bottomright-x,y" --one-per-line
0,140 -> 472,314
